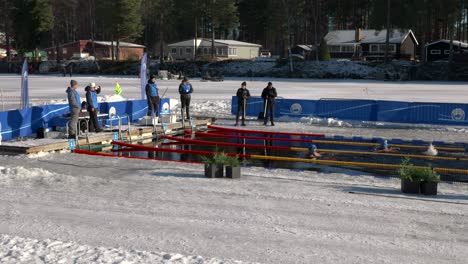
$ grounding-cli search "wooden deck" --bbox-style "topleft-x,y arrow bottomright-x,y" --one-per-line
0,118 -> 214,155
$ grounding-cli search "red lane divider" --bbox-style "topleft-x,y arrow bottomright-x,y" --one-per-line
163,135 -> 307,152
111,141 -> 252,158
207,125 -> 326,138
186,130 -> 317,144
73,149 -> 203,164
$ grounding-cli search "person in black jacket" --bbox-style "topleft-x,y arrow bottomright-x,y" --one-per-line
145,75 -> 160,117
85,82 -> 103,133
178,78 -> 193,120
261,82 -> 278,126
235,82 -> 251,126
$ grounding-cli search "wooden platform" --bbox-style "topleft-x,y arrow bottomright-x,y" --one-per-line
0,118 -> 215,155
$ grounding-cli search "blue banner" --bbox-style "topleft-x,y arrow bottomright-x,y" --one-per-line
140,53 -> 147,100
21,58 -> 29,109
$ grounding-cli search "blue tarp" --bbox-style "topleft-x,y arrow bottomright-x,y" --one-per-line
231,96 -> 468,126
0,99 -> 154,141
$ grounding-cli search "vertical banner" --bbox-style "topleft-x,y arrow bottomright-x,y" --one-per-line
140,53 -> 147,100
20,58 -> 29,109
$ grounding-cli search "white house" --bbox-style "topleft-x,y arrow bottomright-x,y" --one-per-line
168,38 -> 262,61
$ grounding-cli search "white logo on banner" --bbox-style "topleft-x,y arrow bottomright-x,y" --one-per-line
451,108 -> 465,121
290,103 -> 302,115
162,102 -> 170,114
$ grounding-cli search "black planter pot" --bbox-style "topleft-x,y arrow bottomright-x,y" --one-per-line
421,181 -> 438,195
204,164 -> 224,178
226,166 -> 241,179
401,179 -> 420,194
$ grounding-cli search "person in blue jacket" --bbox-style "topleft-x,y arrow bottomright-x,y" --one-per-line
146,75 -> 160,117
85,82 -> 103,133
66,80 -> 81,139
178,77 -> 193,120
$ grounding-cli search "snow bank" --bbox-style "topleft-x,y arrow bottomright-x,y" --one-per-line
101,94 -> 126,103
0,234 -> 239,264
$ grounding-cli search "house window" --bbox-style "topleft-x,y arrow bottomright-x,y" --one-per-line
203,48 -> 208,54
370,44 -> 379,53
380,44 -> 396,53
179,48 -> 183,56
228,48 -> 237,55
171,48 -> 177,54
444,50 -> 450,55
62,48 -> 67,54
430,49 -> 441,55
328,45 -> 341,53
186,48 -> 192,54
341,45 -> 355,53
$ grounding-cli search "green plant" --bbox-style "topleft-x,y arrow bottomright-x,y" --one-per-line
201,152 -> 228,165
399,158 -> 440,182
225,155 -> 241,167
319,38 -> 330,61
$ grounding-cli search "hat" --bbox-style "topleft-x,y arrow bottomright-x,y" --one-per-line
309,144 -> 318,152
70,80 -> 78,86
241,81 -> 247,86
150,75 -> 157,80
268,82 -> 273,86
89,82 -> 96,88
183,77 -> 189,82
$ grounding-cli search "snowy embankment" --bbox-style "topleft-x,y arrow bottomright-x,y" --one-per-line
0,153 -> 467,264
0,234 -> 232,264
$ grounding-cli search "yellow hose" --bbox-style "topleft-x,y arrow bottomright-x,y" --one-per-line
249,154 -> 468,175
290,147 -> 468,161
309,139 -> 465,152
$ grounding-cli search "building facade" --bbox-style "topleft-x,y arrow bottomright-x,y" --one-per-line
324,29 -> 419,61
167,38 -> 262,61
425,40 -> 468,62
45,40 -> 145,61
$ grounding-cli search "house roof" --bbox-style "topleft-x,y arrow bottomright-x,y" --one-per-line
325,29 -> 418,46
294,45 -> 315,51
168,38 -> 261,48
425,39 -> 468,48
93,41 -> 145,48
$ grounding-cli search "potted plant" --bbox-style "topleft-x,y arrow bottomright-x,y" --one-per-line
225,155 -> 241,179
399,158 -> 422,194
201,152 -> 227,178
420,168 -> 440,196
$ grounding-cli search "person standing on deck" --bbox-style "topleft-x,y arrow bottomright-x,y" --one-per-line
145,75 -> 160,117
235,81 -> 251,126
85,82 -> 103,133
178,77 -> 193,120
261,82 -> 277,126
66,80 -> 81,139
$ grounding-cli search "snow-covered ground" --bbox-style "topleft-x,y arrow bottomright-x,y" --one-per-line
0,153 -> 467,264
1,74 -> 468,263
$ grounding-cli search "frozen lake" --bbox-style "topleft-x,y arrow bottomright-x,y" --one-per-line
1,74 -> 468,105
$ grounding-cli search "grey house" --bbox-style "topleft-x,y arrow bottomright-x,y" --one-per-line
324,29 -> 419,61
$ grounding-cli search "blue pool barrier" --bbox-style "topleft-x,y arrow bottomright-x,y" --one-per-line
232,96 -> 468,127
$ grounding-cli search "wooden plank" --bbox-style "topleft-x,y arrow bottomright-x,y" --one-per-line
0,118 -> 215,155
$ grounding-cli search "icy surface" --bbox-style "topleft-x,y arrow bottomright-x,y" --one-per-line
0,153 -> 467,264
2,74 -> 468,104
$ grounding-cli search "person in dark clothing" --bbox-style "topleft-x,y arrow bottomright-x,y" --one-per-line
235,81 -> 251,126
145,75 -> 160,117
178,77 -> 193,120
261,82 -> 278,126
66,80 -> 81,139
85,82 -> 103,133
